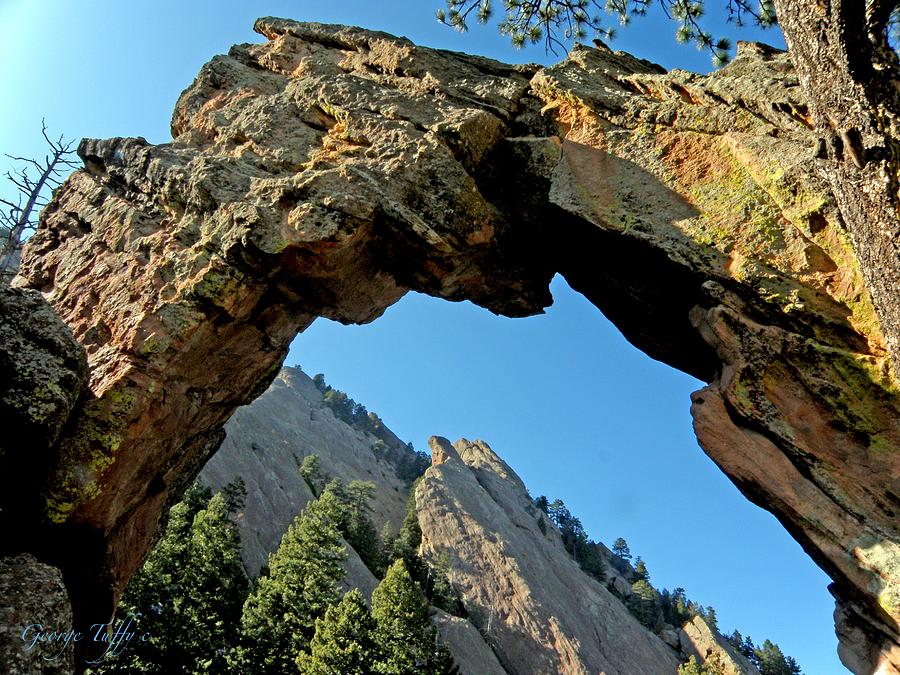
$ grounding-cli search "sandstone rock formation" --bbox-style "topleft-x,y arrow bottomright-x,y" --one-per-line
431,608 -> 508,675
0,554 -> 74,675
680,616 -> 761,675
417,436 -> 681,674
7,17 -> 899,672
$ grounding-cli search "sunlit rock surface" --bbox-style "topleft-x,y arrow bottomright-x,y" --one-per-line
417,436 -> 681,674
9,18 -> 899,672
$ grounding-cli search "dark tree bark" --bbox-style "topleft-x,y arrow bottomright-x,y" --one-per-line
775,1 -> 900,671
776,0 -> 900,367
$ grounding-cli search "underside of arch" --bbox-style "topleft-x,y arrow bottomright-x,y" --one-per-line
4,19 -> 900,672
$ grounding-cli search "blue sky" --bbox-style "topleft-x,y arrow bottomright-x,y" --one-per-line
0,1 -> 844,672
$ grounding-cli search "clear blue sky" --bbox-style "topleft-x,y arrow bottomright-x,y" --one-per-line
0,2 -> 843,673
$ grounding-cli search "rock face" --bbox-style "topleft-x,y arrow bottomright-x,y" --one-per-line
7,18 -> 899,672
417,436 -> 680,674
199,366 -> 410,574
198,370 -> 504,671
680,616 -> 761,675
431,608 -> 508,675
0,286 -> 88,552
0,554 -> 74,675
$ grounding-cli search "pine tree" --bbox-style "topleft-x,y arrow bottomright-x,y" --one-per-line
343,480 -> 384,575
301,454 -> 326,496
628,579 -> 664,633
389,487 -> 426,582
298,589 -> 380,675
678,656 -> 705,675
371,560 -> 457,674
233,491 -> 347,675
92,481 -> 246,675
180,493 -> 248,674
611,537 -> 632,574
677,654 -> 727,675
756,639 -> 802,675
612,537 -> 631,561
633,557 -> 649,582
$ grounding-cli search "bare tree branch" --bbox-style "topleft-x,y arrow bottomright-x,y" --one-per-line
1,122 -> 79,282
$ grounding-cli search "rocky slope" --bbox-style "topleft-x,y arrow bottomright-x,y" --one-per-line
196,374 -> 754,674
196,368 -> 504,672
417,436 -> 680,674
199,366 -> 410,575
5,17 -> 899,672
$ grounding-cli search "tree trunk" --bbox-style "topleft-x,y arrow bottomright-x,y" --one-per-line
776,0 -> 900,367
775,1 -> 900,671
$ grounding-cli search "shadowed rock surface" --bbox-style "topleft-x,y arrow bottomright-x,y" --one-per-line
431,607 -> 508,675
6,18 -> 899,672
0,554 -> 74,675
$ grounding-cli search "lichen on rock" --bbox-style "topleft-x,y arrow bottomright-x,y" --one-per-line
6,18 -> 900,673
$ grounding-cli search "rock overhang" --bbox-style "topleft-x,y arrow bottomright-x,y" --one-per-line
4,18 -> 899,673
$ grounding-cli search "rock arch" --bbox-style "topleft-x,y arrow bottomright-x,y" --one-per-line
5,19 -> 899,672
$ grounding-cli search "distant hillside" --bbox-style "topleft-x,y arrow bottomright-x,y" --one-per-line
197,368 -> 793,675
200,366 -> 418,576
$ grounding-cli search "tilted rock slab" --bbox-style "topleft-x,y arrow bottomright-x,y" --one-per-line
680,616 -> 761,675
417,437 -> 681,674
431,607 -> 509,675
8,18 -> 900,672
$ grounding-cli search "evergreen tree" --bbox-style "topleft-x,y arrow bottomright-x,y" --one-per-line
677,654 -> 726,675
660,587 -> 705,628
611,537 -> 632,574
300,454 -> 326,496
321,477 -> 384,576
233,491 -> 347,675
298,589 -> 380,675
627,579 -> 664,633
755,639 -> 802,675
220,476 -> 247,513
612,537 -> 631,561
371,560 -> 457,674
436,0 -> 774,65
677,656 -> 704,675
575,541 -> 606,584
425,551 -> 462,616
312,373 -> 327,393
633,557 -> 649,582
92,481 -> 246,675
389,487 -> 426,582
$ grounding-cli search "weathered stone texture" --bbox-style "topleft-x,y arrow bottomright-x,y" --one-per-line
431,607 -> 508,675
0,554 -> 74,675
417,437 -> 681,674
680,615 -> 761,675
0,285 -> 88,551
8,18 -> 899,672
